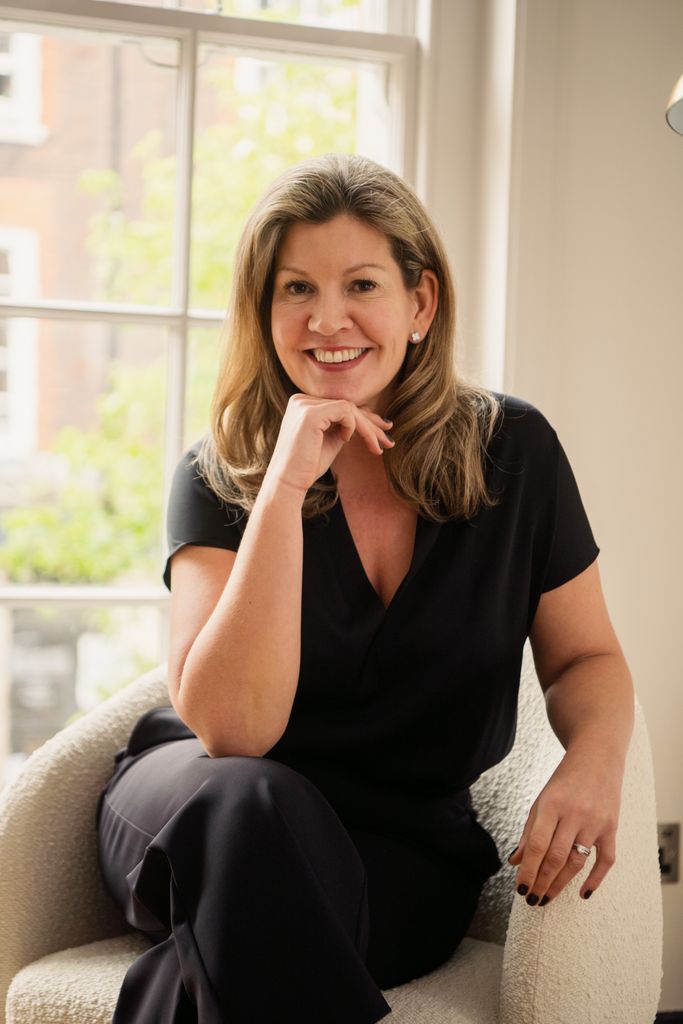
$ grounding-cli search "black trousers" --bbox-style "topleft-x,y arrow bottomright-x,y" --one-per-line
96,708 -> 483,1024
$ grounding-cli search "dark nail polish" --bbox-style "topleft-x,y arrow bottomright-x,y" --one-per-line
583,889 -> 593,900
526,893 -> 539,907
517,884 -> 529,896
507,846 -> 518,861
540,895 -> 550,907
385,432 -> 395,443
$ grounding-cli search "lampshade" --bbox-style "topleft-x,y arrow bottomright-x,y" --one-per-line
666,73 -> 683,134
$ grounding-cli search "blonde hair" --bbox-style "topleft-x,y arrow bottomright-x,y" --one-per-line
198,153 -> 500,521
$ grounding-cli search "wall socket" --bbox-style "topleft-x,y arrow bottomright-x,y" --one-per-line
657,822 -> 679,883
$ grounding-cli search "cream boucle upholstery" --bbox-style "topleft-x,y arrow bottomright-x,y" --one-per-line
0,644 -> 662,1023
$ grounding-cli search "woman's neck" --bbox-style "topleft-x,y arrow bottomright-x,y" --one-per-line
331,434 -> 392,499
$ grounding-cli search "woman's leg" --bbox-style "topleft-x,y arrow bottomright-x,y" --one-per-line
350,829 -> 483,991
97,727 -> 392,1024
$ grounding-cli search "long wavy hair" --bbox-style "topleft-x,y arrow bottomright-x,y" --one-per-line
197,153 -> 500,521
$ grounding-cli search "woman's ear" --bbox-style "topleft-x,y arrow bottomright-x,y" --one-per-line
412,269 -> 439,337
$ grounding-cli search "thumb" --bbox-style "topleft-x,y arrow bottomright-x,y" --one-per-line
507,843 -> 523,866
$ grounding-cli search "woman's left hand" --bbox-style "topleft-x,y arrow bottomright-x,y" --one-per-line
507,744 -> 623,905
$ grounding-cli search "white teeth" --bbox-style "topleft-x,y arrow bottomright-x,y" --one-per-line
312,347 -> 366,364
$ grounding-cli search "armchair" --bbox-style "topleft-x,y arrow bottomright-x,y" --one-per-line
0,644 -> 662,1023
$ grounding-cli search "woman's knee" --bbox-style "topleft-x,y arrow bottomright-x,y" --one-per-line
199,754 -> 339,833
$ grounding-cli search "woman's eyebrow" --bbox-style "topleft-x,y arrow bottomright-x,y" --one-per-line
345,262 -> 387,274
275,262 -> 388,275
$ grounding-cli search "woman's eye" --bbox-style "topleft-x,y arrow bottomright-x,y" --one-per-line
352,279 -> 377,293
284,280 -> 311,296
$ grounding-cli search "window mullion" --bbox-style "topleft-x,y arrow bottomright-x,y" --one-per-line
163,24 -> 197,566
172,26 -> 195,316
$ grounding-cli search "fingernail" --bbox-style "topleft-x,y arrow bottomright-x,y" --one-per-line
385,432 -> 395,443
517,884 -> 529,896
540,895 -> 550,907
582,889 -> 593,900
507,846 -> 518,862
526,893 -> 539,907
383,418 -> 393,426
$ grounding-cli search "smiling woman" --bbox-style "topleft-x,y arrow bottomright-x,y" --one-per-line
199,154 -> 500,524
94,153 -> 635,1024
270,215 -> 438,411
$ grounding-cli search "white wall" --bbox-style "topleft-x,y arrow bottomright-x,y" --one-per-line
502,0 -> 683,1010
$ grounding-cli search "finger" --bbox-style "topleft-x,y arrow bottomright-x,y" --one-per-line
508,804 -> 537,866
355,407 -> 395,446
336,412 -> 357,443
528,830 -> 594,904
507,845 -> 522,866
316,401 -> 358,444
514,821 -> 558,904
579,835 -> 616,900
353,411 -> 395,455
317,402 -> 390,451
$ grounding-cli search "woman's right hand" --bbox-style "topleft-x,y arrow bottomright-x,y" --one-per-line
264,394 -> 395,498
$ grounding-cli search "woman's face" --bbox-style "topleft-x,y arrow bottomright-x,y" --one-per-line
270,214 -> 437,414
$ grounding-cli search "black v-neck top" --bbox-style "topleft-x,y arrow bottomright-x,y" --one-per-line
163,393 -> 599,878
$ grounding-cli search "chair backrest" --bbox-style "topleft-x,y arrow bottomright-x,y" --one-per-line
0,663 -> 169,1024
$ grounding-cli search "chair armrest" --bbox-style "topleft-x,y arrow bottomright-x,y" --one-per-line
0,664 -> 169,1024
499,698 -> 663,1024
469,644 -> 566,946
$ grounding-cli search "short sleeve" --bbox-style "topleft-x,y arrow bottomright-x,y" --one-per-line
488,394 -> 600,617
540,432 -> 600,593
163,446 -> 246,590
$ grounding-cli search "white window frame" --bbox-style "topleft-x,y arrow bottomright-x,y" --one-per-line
0,228 -> 39,459
0,0 -> 427,619
0,31 -> 49,145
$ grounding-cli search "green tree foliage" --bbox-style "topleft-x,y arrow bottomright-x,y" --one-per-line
0,360 -> 163,582
0,35 -> 358,585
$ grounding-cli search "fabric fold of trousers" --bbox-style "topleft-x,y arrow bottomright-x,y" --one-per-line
96,708 -> 482,1024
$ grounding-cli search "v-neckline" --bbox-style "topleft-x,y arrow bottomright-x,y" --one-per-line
333,493 -> 423,614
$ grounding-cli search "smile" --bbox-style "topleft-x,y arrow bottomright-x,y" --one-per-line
309,347 -> 368,364
311,348 -> 368,364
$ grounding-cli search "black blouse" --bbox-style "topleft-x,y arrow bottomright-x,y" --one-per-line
163,394 -> 599,878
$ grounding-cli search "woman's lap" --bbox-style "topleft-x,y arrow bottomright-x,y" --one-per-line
97,715 -> 480,996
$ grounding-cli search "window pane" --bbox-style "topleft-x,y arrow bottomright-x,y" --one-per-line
0,28 -> 178,304
190,48 -> 391,309
1,603 -> 165,786
92,0 -> 387,32
0,319 -> 167,586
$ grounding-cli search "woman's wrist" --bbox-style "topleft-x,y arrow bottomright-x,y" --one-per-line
258,469 -> 308,510
565,731 -> 629,763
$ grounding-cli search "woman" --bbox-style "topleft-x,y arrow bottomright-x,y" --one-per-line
96,153 -> 634,1024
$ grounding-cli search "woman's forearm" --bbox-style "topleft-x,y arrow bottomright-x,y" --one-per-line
178,477 -> 305,758
543,652 -> 635,765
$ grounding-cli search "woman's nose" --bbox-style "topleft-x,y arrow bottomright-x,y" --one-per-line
307,295 -> 354,336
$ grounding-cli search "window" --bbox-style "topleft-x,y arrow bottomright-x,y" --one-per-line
0,0 -> 420,785
0,31 -> 48,145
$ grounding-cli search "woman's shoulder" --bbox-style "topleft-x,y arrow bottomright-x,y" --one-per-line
477,391 -> 565,496
170,439 -> 246,521
163,439 -> 246,589
488,391 -> 559,453
171,441 -> 222,506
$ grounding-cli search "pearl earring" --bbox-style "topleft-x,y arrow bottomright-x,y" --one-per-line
409,331 -> 421,344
